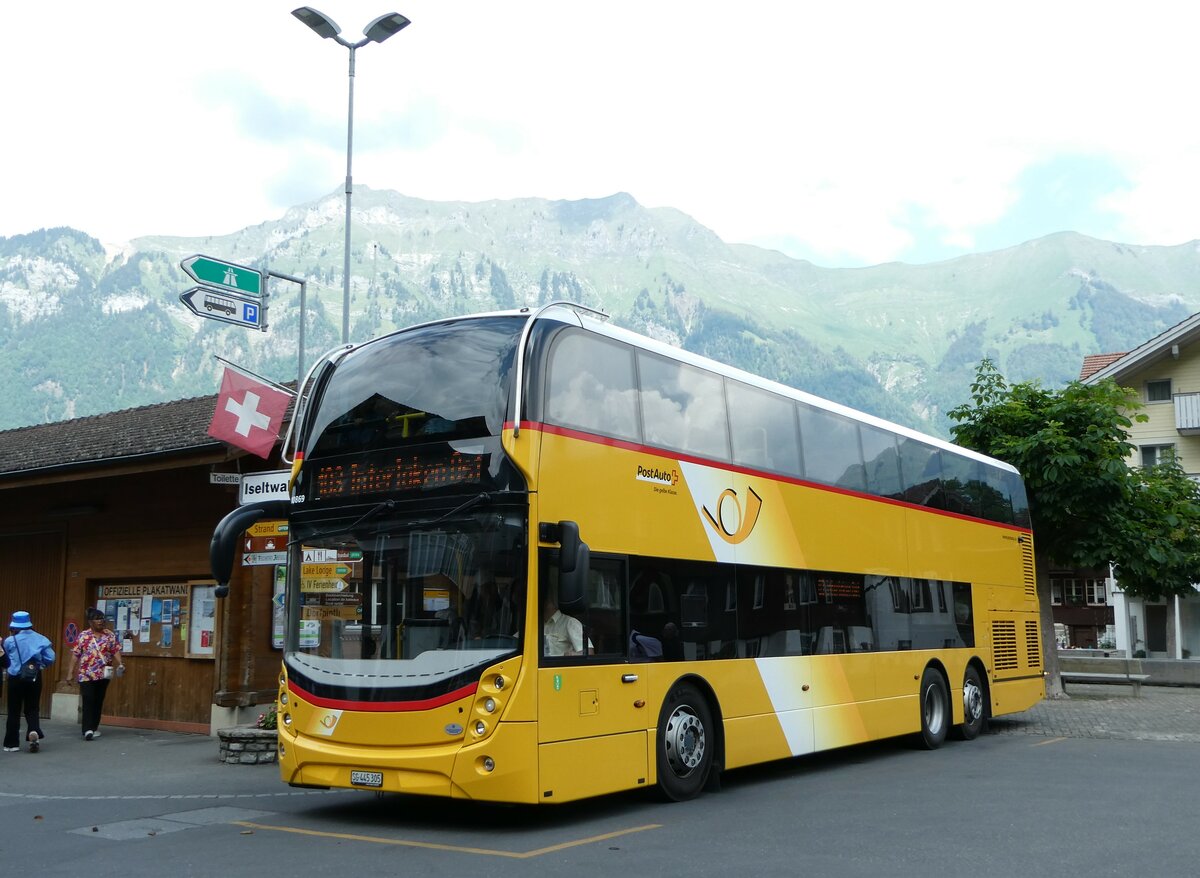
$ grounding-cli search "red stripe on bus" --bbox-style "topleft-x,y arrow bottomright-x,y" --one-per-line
508,420 -> 1032,534
287,679 -> 478,712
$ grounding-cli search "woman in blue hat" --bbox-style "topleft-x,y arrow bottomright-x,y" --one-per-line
3,611 -> 56,753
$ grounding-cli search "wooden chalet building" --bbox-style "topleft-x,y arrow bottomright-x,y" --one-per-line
0,394 -> 285,734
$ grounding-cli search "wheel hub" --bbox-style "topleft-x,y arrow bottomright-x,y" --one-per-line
964,679 -> 983,722
664,707 -> 705,775
924,683 -> 946,733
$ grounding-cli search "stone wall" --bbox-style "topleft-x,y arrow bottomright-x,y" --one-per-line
1057,653 -> 1200,687
217,727 -> 278,764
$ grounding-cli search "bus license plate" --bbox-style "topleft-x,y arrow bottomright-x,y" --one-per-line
350,770 -> 383,788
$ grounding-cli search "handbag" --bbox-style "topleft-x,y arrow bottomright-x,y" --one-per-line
14,636 -> 39,681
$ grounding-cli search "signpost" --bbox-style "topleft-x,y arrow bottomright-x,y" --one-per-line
181,255 -> 264,297
301,576 -> 349,593
243,551 -> 288,566
248,520 -> 288,538
178,254 -> 310,389
179,254 -> 268,332
239,470 -> 290,505
179,286 -> 264,330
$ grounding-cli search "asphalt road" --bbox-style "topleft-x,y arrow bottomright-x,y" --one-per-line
2,683 -> 1194,877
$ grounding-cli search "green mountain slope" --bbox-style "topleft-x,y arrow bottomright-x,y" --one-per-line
1,190 -> 1196,436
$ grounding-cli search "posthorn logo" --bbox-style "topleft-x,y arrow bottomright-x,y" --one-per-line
702,485 -> 763,545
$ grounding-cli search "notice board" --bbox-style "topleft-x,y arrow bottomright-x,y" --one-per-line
95,580 -> 218,660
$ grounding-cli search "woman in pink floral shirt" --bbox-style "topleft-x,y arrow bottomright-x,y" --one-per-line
67,608 -> 123,740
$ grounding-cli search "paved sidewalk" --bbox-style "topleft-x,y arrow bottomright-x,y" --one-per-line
989,683 -> 1200,743
0,716 -> 289,801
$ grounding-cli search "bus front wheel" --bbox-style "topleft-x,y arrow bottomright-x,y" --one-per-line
918,667 -> 949,749
656,683 -> 714,801
957,665 -> 987,740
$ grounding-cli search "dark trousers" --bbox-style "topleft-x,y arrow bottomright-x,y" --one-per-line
80,678 -> 111,735
4,672 -> 44,748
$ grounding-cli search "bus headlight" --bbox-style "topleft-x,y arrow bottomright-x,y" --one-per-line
283,713 -> 293,727
482,756 -> 495,772
493,675 -> 505,690
474,720 -> 487,737
280,691 -> 289,706
484,697 -> 496,713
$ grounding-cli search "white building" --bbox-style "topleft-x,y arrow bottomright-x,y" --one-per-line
1082,315 -> 1200,659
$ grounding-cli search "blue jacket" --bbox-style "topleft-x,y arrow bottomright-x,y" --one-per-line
3,629 -> 55,676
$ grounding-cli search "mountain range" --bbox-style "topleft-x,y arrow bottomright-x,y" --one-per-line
2,187 -> 1196,436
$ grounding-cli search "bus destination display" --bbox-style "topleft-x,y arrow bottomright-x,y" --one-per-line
312,449 -> 485,500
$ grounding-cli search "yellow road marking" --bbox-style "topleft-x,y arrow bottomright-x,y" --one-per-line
1031,737 -> 1068,747
232,820 -> 661,858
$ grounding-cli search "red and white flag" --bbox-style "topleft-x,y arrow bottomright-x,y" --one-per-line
207,366 -> 291,459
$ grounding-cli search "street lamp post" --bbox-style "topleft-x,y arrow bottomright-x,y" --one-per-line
292,6 -> 411,345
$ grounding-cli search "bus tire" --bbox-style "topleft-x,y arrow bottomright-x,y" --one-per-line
656,682 -> 714,801
918,667 -> 949,750
957,665 -> 987,740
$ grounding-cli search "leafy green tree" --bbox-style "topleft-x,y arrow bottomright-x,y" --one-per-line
948,359 -> 1200,695
1113,454 -> 1200,599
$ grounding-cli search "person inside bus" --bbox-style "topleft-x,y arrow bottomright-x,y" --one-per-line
542,596 -> 588,656
660,621 -> 685,661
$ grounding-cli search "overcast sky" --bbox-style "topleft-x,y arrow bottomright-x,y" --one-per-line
2,1 -> 1196,267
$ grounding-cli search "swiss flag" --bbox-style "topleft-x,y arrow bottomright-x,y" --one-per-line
207,366 -> 291,459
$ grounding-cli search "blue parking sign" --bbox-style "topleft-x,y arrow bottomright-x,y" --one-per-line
243,302 -> 259,325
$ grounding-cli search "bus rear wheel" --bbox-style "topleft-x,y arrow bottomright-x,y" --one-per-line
957,665 -> 987,740
657,683 -> 714,801
918,667 -> 949,750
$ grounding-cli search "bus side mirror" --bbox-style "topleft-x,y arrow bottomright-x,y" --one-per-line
557,520 -> 590,613
210,500 -> 290,597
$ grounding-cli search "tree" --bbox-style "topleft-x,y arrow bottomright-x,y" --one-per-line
1111,453 -> 1200,599
948,360 -> 1200,695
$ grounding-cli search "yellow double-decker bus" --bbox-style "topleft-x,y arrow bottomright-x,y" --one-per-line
211,302 -> 1043,803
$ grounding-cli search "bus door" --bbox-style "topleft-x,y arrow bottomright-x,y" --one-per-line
537,555 -> 649,802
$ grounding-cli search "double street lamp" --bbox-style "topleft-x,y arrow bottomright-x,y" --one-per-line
292,6 -> 411,345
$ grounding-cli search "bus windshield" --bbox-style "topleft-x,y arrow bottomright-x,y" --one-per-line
284,509 -> 527,694
302,315 -> 523,462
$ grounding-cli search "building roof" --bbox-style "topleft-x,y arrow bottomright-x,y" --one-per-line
0,394 -> 227,481
1079,352 -> 1127,381
1081,310 -> 1200,385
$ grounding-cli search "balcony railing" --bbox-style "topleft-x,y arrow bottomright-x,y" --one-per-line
1174,392 -> 1200,435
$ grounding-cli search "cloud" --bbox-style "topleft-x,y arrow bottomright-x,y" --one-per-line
5,1 -> 1200,263
196,73 -> 343,149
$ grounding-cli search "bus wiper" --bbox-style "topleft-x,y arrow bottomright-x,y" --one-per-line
428,492 -> 492,526
299,499 -> 396,544
300,494 -> 491,545
349,499 -> 397,530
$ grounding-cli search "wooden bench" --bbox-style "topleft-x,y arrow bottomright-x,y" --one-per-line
1060,671 -> 1149,696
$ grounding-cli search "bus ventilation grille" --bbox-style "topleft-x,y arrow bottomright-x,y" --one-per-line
1025,619 -> 1042,669
1020,539 -> 1036,599
992,620 -> 1018,670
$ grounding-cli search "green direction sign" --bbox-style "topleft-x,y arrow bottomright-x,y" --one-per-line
181,254 -> 263,297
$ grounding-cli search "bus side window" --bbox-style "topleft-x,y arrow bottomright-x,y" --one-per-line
577,558 -> 626,658
637,352 -> 730,462
798,403 -> 865,492
544,331 -> 640,442
897,438 -> 946,509
727,382 -> 802,476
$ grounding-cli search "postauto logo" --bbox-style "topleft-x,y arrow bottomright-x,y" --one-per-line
635,462 -> 679,487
